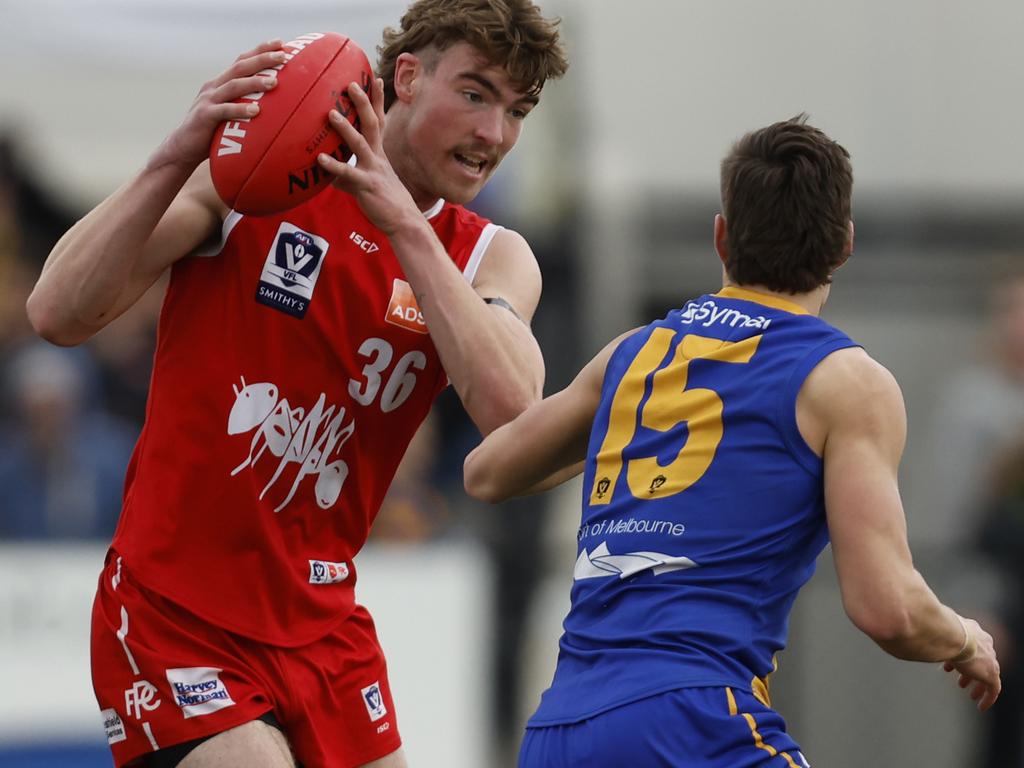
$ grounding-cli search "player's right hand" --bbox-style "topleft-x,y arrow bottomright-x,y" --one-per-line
943,616 -> 1001,711
148,41 -> 285,172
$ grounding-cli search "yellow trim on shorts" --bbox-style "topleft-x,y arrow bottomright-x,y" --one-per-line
725,687 -> 799,768
750,655 -> 778,707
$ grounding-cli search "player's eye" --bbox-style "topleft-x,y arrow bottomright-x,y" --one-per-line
463,90 -> 484,104
509,107 -> 530,120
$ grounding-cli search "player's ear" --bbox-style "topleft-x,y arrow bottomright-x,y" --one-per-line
714,213 -> 729,266
393,52 -> 421,105
834,219 -> 855,270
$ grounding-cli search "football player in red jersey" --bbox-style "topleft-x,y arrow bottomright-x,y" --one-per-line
26,2 -> 567,767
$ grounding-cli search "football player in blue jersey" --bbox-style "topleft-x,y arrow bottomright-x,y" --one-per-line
464,115 -> 1001,767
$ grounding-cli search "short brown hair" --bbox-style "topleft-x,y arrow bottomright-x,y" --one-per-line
720,115 -> 853,294
377,0 -> 568,111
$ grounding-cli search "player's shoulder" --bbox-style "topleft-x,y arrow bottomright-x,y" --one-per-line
468,223 -> 540,295
803,347 -> 905,427
810,346 -> 899,391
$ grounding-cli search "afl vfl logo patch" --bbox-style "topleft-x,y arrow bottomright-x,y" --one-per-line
361,681 -> 387,722
385,278 -> 428,334
256,222 -> 330,319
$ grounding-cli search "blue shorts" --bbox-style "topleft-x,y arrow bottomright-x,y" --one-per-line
519,687 -> 810,768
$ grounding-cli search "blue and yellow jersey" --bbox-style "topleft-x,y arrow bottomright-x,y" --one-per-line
529,286 -> 859,726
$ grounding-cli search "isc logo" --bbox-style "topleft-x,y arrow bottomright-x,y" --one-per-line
349,231 -> 380,254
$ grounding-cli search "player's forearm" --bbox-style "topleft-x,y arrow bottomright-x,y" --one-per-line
856,572 -> 968,663
27,162 -> 191,344
388,220 -> 543,434
465,430 -> 547,502
465,378 -> 595,502
465,413 -> 581,502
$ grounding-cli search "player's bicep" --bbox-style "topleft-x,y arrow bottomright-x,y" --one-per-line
820,357 -> 915,631
472,228 -> 542,324
113,164 -> 225,313
138,165 -> 226,281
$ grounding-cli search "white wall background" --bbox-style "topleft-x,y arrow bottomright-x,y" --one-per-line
5,1 -> 1024,206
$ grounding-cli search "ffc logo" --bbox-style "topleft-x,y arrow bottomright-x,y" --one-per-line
124,680 -> 161,719
385,279 -> 428,334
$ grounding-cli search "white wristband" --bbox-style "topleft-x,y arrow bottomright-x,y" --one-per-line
952,614 -> 977,664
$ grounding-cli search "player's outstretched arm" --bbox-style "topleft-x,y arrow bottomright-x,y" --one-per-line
807,347 -> 1001,710
464,331 -> 632,502
26,41 -> 284,346
319,80 -> 544,435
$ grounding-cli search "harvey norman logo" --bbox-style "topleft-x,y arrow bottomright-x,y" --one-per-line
679,299 -> 772,330
165,667 -> 235,719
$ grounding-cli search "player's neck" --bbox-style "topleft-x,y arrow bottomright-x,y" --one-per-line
720,280 -> 830,316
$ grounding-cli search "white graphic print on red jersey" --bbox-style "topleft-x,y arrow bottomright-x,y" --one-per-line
227,377 -> 355,513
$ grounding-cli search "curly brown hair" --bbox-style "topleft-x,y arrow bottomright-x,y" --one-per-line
377,0 -> 568,111
720,115 -> 854,294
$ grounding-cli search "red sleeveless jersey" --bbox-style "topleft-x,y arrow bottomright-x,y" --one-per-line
111,187 -> 499,646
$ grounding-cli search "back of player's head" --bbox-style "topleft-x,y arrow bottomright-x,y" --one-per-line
377,0 -> 568,111
720,115 -> 853,294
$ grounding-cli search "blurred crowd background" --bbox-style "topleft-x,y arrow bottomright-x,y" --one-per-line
2,1 -> 1023,766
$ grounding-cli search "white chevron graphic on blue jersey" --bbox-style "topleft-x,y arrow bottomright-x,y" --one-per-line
573,541 -> 698,581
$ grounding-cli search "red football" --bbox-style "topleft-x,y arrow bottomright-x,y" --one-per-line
209,32 -> 372,216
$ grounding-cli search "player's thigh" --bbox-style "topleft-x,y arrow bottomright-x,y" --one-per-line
178,720 -> 295,768
356,746 -> 408,768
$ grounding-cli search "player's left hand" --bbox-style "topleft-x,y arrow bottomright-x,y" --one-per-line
943,616 -> 1001,712
317,77 -> 421,237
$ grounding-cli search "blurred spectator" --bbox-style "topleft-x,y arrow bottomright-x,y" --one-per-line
978,439 -> 1024,766
927,268 -> 1024,765
0,342 -> 137,539
371,412 -> 453,543
0,130 -> 84,423
928,272 -> 1024,544
89,280 -> 164,427
0,130 -> 78,269
0,130 -> 152,541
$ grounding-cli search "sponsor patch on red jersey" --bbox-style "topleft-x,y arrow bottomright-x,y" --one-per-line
385,279 -> 428,334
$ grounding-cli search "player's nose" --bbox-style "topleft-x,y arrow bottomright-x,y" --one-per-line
473,107 -> 505,146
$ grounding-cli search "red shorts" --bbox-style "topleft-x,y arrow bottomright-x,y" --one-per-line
91,551 -> 402,768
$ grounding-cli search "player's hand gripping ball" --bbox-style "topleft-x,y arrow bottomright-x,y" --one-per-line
209,32 -> 372,216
